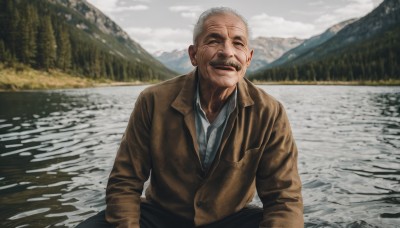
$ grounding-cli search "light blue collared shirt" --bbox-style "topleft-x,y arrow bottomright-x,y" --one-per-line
194,82 -> 237,171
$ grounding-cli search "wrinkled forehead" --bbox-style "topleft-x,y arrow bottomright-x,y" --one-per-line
202,13 -> 249,39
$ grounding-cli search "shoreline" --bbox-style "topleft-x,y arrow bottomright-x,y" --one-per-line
0,67 -> 154,92
1,67 -> 399,92
252,80 -> 400,86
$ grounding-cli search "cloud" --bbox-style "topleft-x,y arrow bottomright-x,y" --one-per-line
249,13 -> 316,39
86,0 -> 148,13
108,5 -> 149,12
308,1 -> 325,6
315,0 -> 383,27
169,5 -> 203,19
118,0 -> 151,5
125,27 -> 193,53
86,0 -> 118,12
169,5 -> 202,12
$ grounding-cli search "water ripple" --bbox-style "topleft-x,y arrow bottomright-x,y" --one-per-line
1,86 -> 399,227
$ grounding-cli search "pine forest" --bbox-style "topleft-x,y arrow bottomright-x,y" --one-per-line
0,0 -> 173,82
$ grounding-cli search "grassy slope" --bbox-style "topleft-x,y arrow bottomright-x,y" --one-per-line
0,68 -> 92,91
0,64 -> 159,91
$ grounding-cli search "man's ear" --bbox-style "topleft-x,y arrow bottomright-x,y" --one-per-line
246,49 -> 254,67
188,45 -> 198,66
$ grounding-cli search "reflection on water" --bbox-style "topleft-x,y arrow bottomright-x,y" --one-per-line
271,86 -> 400,228
0,85 -> 399,227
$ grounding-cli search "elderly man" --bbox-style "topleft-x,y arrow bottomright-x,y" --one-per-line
77,6 -> 303,228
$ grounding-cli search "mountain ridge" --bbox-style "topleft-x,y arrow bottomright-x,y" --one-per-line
265,18 -> 358,70
273,0 -> 400,68
248,37 -> 304,72
49,0 -> 169,67
250,0 -> 400,82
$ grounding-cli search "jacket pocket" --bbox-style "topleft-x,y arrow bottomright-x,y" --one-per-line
220,147 -> 260,168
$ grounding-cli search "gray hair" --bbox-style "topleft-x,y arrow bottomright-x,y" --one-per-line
193,7 -> 250,44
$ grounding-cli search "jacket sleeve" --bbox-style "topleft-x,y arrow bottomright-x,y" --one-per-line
105,93 -> 152,228
256,102 -> 304,228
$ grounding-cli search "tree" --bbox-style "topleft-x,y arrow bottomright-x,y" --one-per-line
1,0 -> 19,57
37,16 -> 56,70
293,66 -> 299,81
0,40 -> 10,62
90,47 -> 101,78
55,25 -> 72,71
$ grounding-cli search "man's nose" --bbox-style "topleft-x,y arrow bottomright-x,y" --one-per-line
217,42 -> 235,58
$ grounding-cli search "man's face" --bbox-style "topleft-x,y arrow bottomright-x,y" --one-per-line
189,13 -> 253,89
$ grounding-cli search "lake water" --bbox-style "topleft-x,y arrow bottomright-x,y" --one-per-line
0,85 -> 399,228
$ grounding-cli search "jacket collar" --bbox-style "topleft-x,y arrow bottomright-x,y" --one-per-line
171,68 -> 254,115
171,70 -> 197,115
237,76 -> 255,108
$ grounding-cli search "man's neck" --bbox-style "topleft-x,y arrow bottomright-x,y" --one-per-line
199,78 -> 236,123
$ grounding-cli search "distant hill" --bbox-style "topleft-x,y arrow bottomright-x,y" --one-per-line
154,37 -> 304,74
0,0 -> 175,81
250,0 -> 400,82
265,18 -> 358,70
154,49 -> 194,75
248,37 -> 304,72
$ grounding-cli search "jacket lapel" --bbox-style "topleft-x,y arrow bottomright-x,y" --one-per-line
170,71 -> 202,164
206,78 -> 255,177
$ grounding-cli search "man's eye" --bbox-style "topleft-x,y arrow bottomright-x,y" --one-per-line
208,40 -> 219,44
234,42 -> 244,46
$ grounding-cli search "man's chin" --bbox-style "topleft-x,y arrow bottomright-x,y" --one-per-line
209,76 -> 240,88
211,67 -> 238,75
201,68 -> 244,87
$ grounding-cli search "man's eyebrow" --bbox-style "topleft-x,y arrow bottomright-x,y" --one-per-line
205,33 -> 224,40
233,35 -> 246,42
205,33 -> 247,42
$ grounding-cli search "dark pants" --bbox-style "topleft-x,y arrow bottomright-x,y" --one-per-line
76,202 -> 263,228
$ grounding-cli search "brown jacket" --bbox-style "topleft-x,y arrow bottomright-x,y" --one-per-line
106,71 -> 303,227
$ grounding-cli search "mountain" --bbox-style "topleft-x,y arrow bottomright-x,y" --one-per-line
154,37 -> 304,74
248,37 -> 304,72
266,18 -> 358,69
51,0 -> 153,63
154,49 -> 194,75
0,0 -> 175,81
250,0 -> 400,82
281,0 -> 400,66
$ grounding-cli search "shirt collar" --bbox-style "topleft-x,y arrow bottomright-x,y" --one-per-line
171,68 -> 253,116
195,79 -> 237,118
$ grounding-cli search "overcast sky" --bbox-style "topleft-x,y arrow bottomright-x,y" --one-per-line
85,0 -> 383,54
